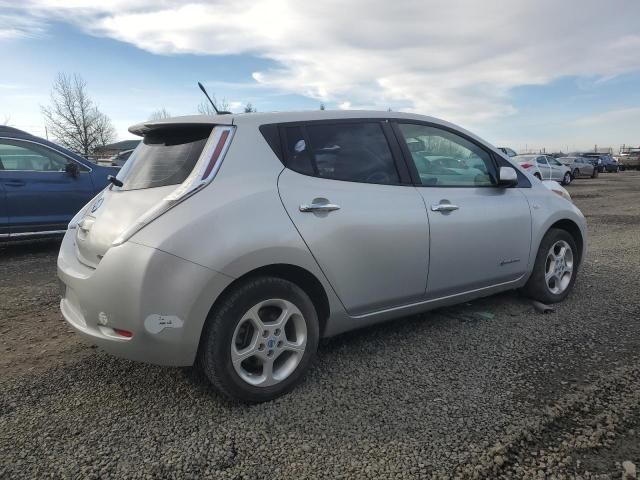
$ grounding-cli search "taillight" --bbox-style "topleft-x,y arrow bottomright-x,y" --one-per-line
202,129 -> 230,180
520,163 -> 532,168
113,328 -> 133,338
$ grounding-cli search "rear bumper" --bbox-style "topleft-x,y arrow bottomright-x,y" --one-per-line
57,230 -> 234,366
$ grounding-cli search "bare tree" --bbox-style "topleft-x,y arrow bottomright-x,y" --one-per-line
197,96 -> 230,115
244,102 -> 256,113
41,73 -> 116,156
149,108 -> 171,120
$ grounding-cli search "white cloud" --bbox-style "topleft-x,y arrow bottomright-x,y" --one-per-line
6,0 -> 640,128
0,12 -> 46,39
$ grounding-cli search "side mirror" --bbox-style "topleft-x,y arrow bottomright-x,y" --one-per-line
65,162 -> 80,178
498,166 -> 518,187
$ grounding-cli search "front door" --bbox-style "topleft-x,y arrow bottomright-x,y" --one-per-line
0,139 -> 94,233
0,182 -> 7,237
547,157 -> 566,181
277,121 -> 429,315
394,122 -> 532,298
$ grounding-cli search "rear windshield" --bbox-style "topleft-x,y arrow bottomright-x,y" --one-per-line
116,126 -> 213,191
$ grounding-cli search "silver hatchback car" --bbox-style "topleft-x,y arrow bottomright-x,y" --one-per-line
58,111 -> 586,402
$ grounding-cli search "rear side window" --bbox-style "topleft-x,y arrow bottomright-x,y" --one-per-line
117,126 -> 212,191
284,122 -> 400,185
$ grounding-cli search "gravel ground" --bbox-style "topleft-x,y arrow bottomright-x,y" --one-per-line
1,171 -> 639,479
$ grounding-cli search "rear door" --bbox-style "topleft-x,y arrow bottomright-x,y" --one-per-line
0,138 -> 94,233
394,121 -> 532,298
72,125 -> 219,268
277,121 -> 430,315
536,156 -> 551,179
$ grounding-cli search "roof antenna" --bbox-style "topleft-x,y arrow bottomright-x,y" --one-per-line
198,81 -> 231,115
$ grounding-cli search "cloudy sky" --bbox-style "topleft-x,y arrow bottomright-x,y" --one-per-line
1,0 -> 639,152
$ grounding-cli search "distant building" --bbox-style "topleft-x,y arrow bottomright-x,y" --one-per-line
93,140 -> 140,159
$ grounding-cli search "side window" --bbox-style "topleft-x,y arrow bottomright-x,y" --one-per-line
0,139 -> 84,172
549,158 -> 561,166
536,157 -> 548,165
397,123 -> 495,187
283,126 -> 315,176
286,122 -> 400,185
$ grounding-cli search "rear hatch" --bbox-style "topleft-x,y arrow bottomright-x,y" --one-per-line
73,123 -> 233,268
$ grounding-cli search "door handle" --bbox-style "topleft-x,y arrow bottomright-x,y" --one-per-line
299,203 -> 341,213
431,204 -> 459,212
4,180 -> 26,187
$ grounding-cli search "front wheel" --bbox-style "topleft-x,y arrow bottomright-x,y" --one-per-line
561,172 -> 572,185
198,277 -> 319,402
522,229 -> 578,303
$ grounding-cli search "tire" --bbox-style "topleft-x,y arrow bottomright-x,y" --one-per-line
561,172 -> 571,185
198,276 -> 319,403
534,172 -> 542,180
522,228 -> 579,304
572,168 -> 579,179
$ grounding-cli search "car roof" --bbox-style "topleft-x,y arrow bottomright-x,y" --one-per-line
0,126 -> 91,165
128,109 -> 480,139
0,126 -> 35,138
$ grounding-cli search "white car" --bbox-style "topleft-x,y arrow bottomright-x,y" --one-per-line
514,155 -> 572,185
57,110 -> 586,402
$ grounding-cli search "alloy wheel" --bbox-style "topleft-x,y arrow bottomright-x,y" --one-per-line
545,240 -> 574,295
231,299 -> 307,387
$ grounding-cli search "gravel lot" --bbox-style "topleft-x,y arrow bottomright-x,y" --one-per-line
1,172 -> 639,479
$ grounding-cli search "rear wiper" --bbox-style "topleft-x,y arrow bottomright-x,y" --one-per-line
107,175 -> 123,187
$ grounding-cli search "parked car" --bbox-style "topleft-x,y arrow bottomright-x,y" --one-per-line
109,149 -> 134,167
498,147 -> 517,157
57,111 -> 586,402
582,153 -> 619,173
0,126 -> 119,240
557,156 -> 598,179
514,154 -> 573,185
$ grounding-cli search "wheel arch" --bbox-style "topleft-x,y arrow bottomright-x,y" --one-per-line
204,263 -> 332,338
548,219 -> 584,264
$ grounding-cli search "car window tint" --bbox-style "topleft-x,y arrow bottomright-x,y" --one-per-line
284,126 -> 314,175
0,140 -> 74,172
116,126 -> 212,191
537,157 -> 548,165
397,123 -> 495,187
296,122 -> 399,185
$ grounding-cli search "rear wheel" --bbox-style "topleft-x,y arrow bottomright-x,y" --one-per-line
534,172 -> 542,180
522,229 -> 578,303
572,168 -> 580,179
561,172 -> 572,185
198,276 -> 319,402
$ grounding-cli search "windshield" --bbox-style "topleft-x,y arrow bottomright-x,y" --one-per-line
116,126 -> 213,191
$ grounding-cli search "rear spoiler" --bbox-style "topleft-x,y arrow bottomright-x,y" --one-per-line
128,116 -> 234,136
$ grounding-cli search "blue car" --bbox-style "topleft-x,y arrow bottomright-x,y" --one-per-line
0,126 -> 119,240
